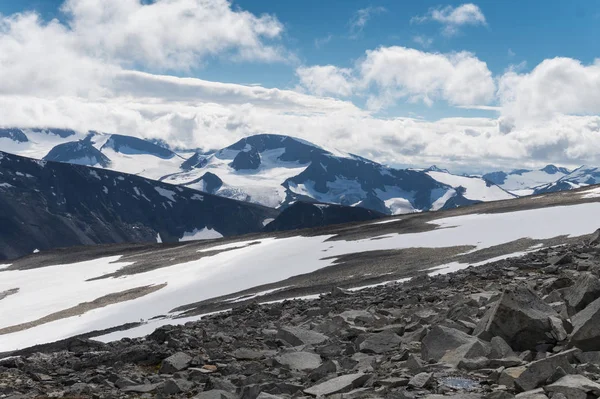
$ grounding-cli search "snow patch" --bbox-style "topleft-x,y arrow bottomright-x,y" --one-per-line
179,228 -> 224,242
155,187 -> 176,201
262,218 -> 275,226
581,187 -> 600,199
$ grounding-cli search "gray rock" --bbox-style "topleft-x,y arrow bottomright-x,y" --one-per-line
233,348 -> 273,360
404,354 -> 424,372
421,325 -> 477,362
121,383 -> 160,393
359,331 -> 401,354
277,326 -> 329,346
499,349 -> 578,391
474,286 -> 561,351
304,373 -> 370,396
408,372 -> 433,389
575,350 -> 600,364
485,392 -> 515,399
256,394 -> 283,399
570,296 -> 600,351
275,351 -> 323,371
194,389 -> 237,399
548,316 -> 568,341
160,378 -> 194,395
160,352 -> 192,374
309,359 -> 337,381
441,339 -> 491,366
564,273 -> 600,314
543,374 -> 600,398
514,389 -> 548,399
489,336 -> 515,359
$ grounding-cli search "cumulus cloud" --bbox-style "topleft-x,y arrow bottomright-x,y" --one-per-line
297,47 -> 495,110
61,0 -> 286,69
295,66 -> 354,97
498,57 -> 600,125
359,46 -> 495,109
349,6 -> 386,38
412,3 -> 486,36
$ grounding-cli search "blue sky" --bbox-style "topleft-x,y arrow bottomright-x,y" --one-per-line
1,0 -> 600,169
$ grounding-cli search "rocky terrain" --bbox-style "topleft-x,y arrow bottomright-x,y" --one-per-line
4,233 -> 600,398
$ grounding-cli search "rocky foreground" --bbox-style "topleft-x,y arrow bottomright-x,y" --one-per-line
5,235 -> 600,398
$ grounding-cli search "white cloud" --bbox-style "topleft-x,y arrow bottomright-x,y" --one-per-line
413,35 -> 434,48
498,57 -> 600,125
412,3 -> 486,36
297,47 -> 495,109
360,47 -> 495,109
61,0 -> 287,69
314,34 -> 333,49
295,65 -> 354,97
349,6 -> 386,38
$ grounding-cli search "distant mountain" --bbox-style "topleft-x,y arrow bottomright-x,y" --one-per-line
263,201 -> 385,232
534,166 -> 600,194
483,165 -> 571,196
43,136 -> 111,167
101,134 -> 176,159
0,151 -> 277,260
425,170 -> 516,203
2,128 -> 596,211
164,134 -> 467,214
0,128 -> 28,143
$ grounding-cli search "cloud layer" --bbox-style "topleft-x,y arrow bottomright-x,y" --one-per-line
1,1 -> 600,172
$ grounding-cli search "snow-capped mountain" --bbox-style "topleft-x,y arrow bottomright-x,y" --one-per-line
163,134 -> 486,214
425,170 -> 516,204
534,165 -> 600,194
0,150 -> 277,260
483,165 -> 571,196
2,127 -> 596,211
43,135 -> 111,167
0,128 -> 184,180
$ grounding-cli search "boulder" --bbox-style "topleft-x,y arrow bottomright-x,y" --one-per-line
489,336 -> 516,359
194,390 -> 237,399
473,286 -> 561,351
304,373 -> 370,396
275,352 -> 323,371
277,326 -> 328,346
514,389 -> 548,399
160,352 -> 192,374
359,331 -> 402,354
160,379 -> 194,395
569,296 -> 600,351
564,273 -> 600,315
408,372 -> 433,389
440,339 -> 491,367
543,374 -> 600,398
497,349 -> 578,391
421,325 -> 477,362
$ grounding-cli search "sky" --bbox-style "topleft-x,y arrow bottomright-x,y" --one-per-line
1,0 -> 600,172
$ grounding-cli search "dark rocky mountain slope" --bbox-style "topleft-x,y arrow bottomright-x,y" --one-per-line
264,201 -> 385,232
0,151 -> 277,260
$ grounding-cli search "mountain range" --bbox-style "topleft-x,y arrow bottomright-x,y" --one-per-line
1,127 -> 598,220
3,127 -> 585,215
